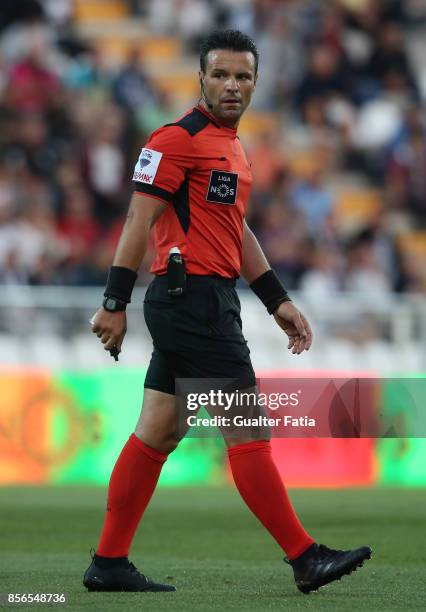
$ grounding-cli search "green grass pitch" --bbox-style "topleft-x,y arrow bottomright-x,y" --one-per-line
1,486 -> 425,611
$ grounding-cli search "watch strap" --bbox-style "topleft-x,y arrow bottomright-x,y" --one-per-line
103,296 -> 127,312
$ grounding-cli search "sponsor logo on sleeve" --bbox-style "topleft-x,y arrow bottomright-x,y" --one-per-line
133,148 -> 163,184
206,170 -> 238,205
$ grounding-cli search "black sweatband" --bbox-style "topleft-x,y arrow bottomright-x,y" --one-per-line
249,269 -> 291,314
104,266 -> 138,303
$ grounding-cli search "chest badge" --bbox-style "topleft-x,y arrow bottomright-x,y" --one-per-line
206,170 -> 238,205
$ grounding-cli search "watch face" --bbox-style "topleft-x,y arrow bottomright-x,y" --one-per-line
106,298 -> 116,310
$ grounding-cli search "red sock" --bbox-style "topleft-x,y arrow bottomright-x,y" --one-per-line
97,433 -> 167,557
228,440 -> 314,560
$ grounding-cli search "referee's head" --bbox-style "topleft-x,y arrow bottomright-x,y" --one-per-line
199,30 -> 258,127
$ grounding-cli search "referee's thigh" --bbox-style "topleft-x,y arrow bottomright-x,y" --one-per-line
135,388 -> 179,455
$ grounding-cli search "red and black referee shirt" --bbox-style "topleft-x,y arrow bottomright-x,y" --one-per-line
132,104 -> 253,278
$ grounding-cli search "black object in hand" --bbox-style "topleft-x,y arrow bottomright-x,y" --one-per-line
110,347 -> 119,362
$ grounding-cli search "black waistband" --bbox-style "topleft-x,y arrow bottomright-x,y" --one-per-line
154,274 -> 236,288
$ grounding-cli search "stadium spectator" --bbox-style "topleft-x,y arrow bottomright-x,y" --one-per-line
366,21 -> 418,96
285,96 -> 344,168
257,201 -> 308,288
300,243 -> 341,298
80,104 -> 128,226
57,185 -> 101,256
295,44 -> 352,116
0,167 -> 20,276
248,129 -> 286,193
4,112 -> 61,179
64,45 -> 112,99
289,165 -> 336,236
396,250 -> 426,293
6,36 -> 60,114
344,233 -> 393,298
40,0 -> 73,28
112,46 -> 159,116
386,108 -> 426,224
254,14 -> 304,109
146,0 -> 178,35
0,249 -> 28,284
177,0 -> 214,52
11,194 -> 67,282
0,0 -> 44,32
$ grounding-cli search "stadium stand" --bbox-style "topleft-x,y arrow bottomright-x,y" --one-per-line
0,0 -> 426,371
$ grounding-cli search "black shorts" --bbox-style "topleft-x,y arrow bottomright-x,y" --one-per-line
143,275 -> 256,395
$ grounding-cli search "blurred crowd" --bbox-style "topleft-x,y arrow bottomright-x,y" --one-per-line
0,0 -> 425,295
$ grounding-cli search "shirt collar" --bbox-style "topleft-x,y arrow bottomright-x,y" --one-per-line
195,104 -> 238,135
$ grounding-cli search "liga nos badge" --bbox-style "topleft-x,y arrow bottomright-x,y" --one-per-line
207,170 -> 238,205
133,148 -> 163,185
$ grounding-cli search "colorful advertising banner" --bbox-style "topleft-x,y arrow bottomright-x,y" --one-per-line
0,368 -> 225,487
0,368 -> 425,487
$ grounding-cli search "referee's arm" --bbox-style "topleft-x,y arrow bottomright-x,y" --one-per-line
241,221 -> 312,354
91,193 -> 166,353
113,193 -> 167,271
240,220 -> 270,283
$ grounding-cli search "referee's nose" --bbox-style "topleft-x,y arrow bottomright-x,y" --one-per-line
224,77 -> 239,93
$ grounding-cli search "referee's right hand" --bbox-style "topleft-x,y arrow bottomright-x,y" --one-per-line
90,308 -> 127,354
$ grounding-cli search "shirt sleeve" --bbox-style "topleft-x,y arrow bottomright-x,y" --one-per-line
132,125 -> 194,202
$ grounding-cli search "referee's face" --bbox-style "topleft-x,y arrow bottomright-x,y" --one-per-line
200,49 -> 257,128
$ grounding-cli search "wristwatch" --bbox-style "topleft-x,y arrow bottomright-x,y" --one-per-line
102,296 -> 127,312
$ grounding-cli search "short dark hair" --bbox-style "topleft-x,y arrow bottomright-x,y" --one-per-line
200,30 -> 259,75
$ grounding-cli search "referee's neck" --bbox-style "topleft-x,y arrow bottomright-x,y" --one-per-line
198,102 -> 240,131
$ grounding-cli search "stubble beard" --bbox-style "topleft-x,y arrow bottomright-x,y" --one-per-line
216,102 -> 247,127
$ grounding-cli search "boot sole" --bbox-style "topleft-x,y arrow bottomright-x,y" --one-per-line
85,586 -> 176,592
84,579 -> 176,593
296,548 -> 372,594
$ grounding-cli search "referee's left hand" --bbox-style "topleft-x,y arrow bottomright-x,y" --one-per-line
273,301 -> 313,354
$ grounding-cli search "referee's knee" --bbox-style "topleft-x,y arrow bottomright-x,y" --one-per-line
223,428 -> 272,449
134,430 -> 180,456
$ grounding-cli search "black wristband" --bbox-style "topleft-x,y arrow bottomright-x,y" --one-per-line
249,269 -> 291,314
104,266 -> 138,303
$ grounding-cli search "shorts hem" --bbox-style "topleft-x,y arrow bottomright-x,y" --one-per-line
144,382 -> 175,396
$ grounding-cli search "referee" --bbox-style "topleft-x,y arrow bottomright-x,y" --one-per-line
84,30 -> 372,595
